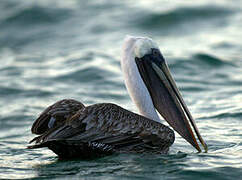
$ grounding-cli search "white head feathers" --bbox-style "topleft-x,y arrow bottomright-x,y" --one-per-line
123,35 -> 159,59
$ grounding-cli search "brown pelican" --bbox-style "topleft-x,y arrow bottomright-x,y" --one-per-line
28,36 -> 207,159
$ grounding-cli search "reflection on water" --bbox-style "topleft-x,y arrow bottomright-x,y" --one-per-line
0,0 -> 242,179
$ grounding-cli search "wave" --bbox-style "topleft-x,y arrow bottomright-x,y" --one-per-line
0,86 -> 52,97
192,53 -> 233,67
202,111 -> 242,120
0,6 -> 71,27
52,66 -> 118,84
133,6 -> 233,34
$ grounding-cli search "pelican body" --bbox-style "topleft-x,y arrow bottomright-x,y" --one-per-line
28,36 -> 207,159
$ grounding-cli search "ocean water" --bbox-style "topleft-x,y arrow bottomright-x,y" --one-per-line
0,0 -> 242,179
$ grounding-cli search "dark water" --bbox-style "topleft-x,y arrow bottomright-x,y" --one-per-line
0,0 -> 242,179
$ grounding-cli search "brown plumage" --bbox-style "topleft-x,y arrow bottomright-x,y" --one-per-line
28,99 -> 175,159
31,99 -> 85,135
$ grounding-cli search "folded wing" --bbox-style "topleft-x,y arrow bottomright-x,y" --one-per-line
31,99 -> 85,135
29,103 -> 175,159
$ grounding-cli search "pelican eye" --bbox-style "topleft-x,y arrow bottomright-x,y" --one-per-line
135,57 -> 140,61
151,48 -> 160,57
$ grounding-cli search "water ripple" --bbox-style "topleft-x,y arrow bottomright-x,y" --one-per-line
134,6 -> 233,34
0,0 -> 242,179
1,6 -> 71,27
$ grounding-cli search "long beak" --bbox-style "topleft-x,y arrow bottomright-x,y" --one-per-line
135,54 -> 207,152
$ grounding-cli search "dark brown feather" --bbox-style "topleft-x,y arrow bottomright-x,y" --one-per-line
29,103 -> 175,158
31,99 -> 85,135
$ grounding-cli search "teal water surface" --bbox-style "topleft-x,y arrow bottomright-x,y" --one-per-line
0,0 -> 242,179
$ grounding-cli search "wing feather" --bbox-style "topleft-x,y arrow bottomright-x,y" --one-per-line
29,103 -> 175,158
31,99 -> 85,134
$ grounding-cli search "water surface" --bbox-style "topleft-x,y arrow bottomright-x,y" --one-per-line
0,0 -> 242,179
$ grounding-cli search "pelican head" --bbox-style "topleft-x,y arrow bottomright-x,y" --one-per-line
121,36 -> 207,152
